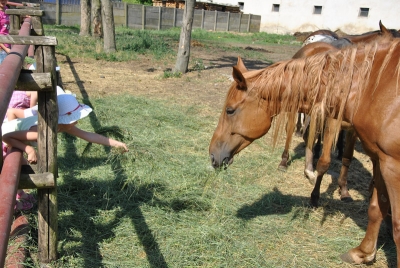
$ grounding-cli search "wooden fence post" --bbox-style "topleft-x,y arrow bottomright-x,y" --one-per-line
124,2 -> 128,27
36,44 -> 58,264
201,9 -> 204,29
226,11 -> 230,31
55,0 -> 60,25
142,5 -> 145,30
173,8 -> 176,27
214,10 -> 217,31
238,12 -> 242,32
158,6 -> 161,30
247,14 -> 251,32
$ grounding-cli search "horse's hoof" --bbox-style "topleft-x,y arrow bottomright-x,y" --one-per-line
304,170 -> 316,185
295,131 -> 302,137
340,196 -> 353,203
340,249 -> 376,265
278,165 -> 287,172
340,252 -> 355,264
309,200 -> 318,208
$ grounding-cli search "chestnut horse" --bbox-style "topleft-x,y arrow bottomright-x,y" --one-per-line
277,42 -> 354,206
293,20 -> 398,135
209,37 -> 400,265
278,22 -> 400,205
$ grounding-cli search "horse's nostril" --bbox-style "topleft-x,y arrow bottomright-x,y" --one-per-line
210,154 -> 218,168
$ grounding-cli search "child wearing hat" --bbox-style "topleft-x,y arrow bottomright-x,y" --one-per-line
2,93 -> 128,211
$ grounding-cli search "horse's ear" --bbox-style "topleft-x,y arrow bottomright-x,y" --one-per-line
232,65 -> 247,90
379,20 -> 390,35
236,57 -> 248,73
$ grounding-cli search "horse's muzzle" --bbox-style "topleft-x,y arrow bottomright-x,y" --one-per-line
210,154 -> 233,169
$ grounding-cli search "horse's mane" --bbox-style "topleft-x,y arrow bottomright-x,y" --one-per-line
247,36 -> 400,149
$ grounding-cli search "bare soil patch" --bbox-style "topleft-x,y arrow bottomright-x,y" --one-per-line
56,43 -> 301,110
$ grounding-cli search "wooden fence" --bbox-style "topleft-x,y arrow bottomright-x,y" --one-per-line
27,0 -> 261,32
0,4 -> 58,266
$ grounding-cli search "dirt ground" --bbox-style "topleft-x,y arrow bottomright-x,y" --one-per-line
55,41 -> 372,188
55,43 -> 301,111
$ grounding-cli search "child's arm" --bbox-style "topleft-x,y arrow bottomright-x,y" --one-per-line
0,44 -> 10,54
63,126 -> 129,152
2,130 -> 38,164
27,91 -> 38,107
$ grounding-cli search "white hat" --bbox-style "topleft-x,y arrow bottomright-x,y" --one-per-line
56,86 -> 66,95
57,94 -> 92,124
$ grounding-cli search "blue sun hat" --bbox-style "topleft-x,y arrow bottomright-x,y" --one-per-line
57,94 -> 92,124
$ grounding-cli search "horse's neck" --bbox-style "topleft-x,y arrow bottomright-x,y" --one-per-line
345,32 -> 378,43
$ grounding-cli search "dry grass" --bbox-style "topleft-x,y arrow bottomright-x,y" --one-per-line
18,26 -> 397,267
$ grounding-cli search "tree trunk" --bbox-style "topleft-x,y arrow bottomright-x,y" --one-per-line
91,0 -> 102,38
80,0 -> 91,36
173,0 -> 196,73
101,0 -> 116,53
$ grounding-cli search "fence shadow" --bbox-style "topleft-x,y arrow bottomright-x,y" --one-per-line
55,54 -> 170,268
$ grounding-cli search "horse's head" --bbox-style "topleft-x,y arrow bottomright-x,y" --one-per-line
209,57 -> 273,169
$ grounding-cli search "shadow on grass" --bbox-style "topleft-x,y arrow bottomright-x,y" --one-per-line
186,55 -> 272,73
290,137 -> 373,199
54,55 -> 173,268
236,186 -> 396,267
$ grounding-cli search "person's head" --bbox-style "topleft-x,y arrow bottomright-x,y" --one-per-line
57,94 -> 92,127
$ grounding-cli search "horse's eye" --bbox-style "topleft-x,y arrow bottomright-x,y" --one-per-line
226,107 -> 235,115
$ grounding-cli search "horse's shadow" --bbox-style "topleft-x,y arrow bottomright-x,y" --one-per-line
236,185 -> 396,267
289,137 -> 372,196
184,55 -> 272,73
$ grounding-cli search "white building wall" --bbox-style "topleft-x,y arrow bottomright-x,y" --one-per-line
219,0 -> 400,34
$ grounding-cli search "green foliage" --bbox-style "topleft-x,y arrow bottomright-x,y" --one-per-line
162,70 -> 182,78
122,0 -> 153,5
44,24 -> 296,63
44,25 -> 176,61
191,58 -> 206,71
191,28 -> 296,45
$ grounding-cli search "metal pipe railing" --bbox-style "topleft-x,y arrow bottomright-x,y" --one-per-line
0,16 -> 32,268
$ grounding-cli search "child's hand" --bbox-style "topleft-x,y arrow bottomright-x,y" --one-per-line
113,141 -> 129,153
26,146 -> 37,164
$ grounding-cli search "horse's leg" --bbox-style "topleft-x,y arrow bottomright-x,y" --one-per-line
295,112 -> 303,137
341,158 -> 389,264
310,118 -> 336,207
336,129 -> 345,160
313,134 -> 321,159
337,128 -> 357,202
278,114 -> 296,170
302,116 -> 316,184
378,158 -> 400,266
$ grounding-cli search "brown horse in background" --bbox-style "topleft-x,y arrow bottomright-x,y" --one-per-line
209,37 -> 400,265
293,20 -> 398,135
276,42 -> 353,205
278,21 -> 400,205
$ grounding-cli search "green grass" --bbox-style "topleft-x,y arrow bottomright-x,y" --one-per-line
21,95 -> 395,268
44,24 -> 297,62
191,29 -> 297,45
14,25 -> 396,267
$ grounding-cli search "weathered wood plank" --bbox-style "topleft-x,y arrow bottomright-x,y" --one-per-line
16,72 -> 53,91
6,9 -> 44,16
18,172 -> 55,189
37,45 -> 58,264
0,36 -> 57,46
